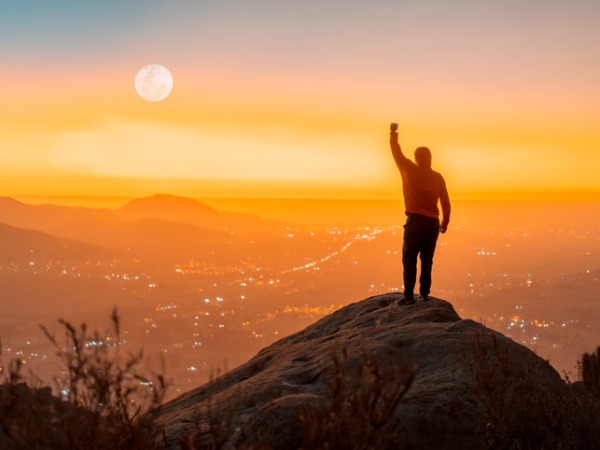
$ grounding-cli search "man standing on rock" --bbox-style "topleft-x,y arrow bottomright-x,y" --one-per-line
389,123 -> 451,305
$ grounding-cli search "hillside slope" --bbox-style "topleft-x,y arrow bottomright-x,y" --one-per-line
154,293 -> 582,449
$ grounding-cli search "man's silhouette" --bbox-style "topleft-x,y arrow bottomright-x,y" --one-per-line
389,123 -> 451,305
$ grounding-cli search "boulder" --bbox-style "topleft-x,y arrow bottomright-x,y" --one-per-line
154,293 -> 577,449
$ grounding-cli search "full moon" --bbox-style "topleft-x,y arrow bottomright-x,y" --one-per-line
134,64 -> 173,102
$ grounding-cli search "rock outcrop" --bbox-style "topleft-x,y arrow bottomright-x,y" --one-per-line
154,294 -> 579,449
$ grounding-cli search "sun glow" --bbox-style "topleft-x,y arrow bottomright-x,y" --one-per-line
46,118 -> 387,183
1,2 -> 599,203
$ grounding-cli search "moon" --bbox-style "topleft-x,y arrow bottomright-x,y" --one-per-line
135,64 -> 173,102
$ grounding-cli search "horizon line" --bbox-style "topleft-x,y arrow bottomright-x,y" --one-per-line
8,193 -> 600,208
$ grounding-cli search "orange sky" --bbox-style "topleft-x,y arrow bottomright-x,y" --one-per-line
1,1 -> 599,203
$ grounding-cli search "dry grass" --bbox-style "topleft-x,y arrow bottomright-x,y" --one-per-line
1,313 -> 599,449
176,373 -> 235,450
469,332 -> 600,449
304,349 -> 414,450
233,347 -> 414,450
1,309 -> 167,449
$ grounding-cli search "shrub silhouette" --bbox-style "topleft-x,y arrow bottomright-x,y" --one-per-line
578,345 -> 600,395
304,349 -> 414,450
469,333 -> 600,449
0,343 -> 24,386
0,309 -> 167,449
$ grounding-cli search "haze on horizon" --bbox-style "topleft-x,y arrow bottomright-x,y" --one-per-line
1,0 -> 600,203
0,195 -> 598,399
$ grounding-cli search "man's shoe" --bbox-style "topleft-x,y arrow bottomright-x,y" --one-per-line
419,294 -> 430,301
399,294 -> 416,305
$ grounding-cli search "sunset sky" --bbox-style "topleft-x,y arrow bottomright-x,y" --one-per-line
1,0 -> 599,202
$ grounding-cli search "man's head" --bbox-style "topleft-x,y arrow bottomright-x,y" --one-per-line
414,146 -> 432,168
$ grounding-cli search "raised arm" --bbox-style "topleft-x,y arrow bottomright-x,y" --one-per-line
389,125 -> 412,172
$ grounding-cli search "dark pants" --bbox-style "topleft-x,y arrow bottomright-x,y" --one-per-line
402,213 -> 440,298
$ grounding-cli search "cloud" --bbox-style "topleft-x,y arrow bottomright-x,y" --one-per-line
47,117 -> 387,183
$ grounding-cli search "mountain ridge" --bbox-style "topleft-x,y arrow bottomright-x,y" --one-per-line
0,222 -> 105,262
0,194 -> 283,249
116,194 -> 218,217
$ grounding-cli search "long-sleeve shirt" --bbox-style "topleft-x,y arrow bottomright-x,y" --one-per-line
390,132 -> 451,227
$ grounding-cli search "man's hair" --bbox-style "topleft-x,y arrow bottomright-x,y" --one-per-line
414,146 -> 432,168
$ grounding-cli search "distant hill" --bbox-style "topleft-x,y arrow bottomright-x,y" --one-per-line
0,197 -> 113,236
0,195 -> 283,251
115,194 -> 282,232
0,222 -> 104,263
116,194 -> 217,218
154,294 -> 597,449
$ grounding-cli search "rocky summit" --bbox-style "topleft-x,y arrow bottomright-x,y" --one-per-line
153,293 -> 580,449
